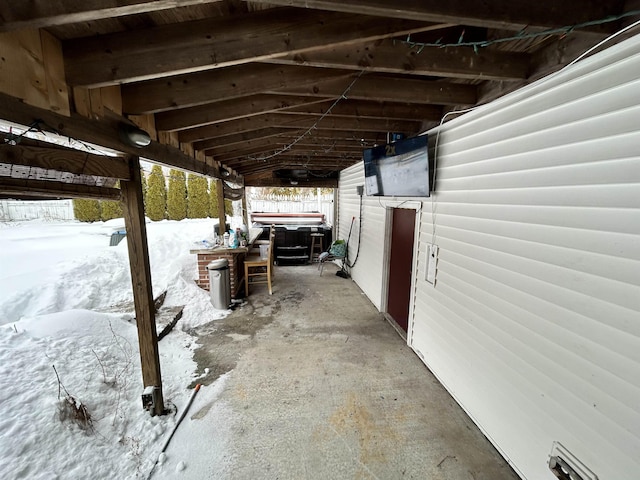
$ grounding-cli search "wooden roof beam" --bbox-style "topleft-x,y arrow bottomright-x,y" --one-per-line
231,159 -> 355,174
247,0 -> 619,35
265,39 -> 530,81
271,74 -> 478,106
244,175 -> 338,188
179,113 -> 310,143
155,95 -> 334,132
193,128 -> 298,151
275,75 -> 478,105
183,113 -> 420,144
210,144 -> 364,163
0,177 -> 121,200
124,65 -> 476,116
0,91 -> 241,184
194,128 -> 383,152
64,7 -> 445,87
122,64 -> 352,114
0,138 -> 131,180
0,1 -> 224,32
279,99 -> 443,122
205,135 -> 368,157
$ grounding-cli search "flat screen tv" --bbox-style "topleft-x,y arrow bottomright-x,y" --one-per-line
363,135 -> 430,197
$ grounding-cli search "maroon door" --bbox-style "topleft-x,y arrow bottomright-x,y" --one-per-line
387,208 -> 416,332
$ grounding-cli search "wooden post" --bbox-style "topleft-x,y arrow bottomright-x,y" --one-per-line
216,178 -> 226,232
120,156 -> 164,416
242,188 -> 249,228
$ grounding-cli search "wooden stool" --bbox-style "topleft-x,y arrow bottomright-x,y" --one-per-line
309,233 -> 324,262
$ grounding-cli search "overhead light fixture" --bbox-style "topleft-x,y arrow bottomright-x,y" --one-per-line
221,168 -> 231,177
118,123 -> 151,148
290,180 -> 298,185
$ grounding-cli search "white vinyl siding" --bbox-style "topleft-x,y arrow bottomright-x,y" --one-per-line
338,164 -> 387,309
338,34 -> 640,480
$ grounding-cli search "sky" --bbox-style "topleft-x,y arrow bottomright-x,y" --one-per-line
0,218 -> 240,480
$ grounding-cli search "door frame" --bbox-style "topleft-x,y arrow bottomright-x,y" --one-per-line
380,203 -> 422,344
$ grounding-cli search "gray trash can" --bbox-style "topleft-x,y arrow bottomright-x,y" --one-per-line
207,259 -> 231,309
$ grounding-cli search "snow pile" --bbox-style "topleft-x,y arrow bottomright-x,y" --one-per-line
0,218 -> 228,328
0,218 -> 236,479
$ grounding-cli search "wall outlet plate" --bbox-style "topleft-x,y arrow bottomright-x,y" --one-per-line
425,244 -> 438,285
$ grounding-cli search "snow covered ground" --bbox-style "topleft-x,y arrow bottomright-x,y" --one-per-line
0,218 -> 236,479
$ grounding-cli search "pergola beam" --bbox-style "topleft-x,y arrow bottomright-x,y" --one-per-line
247,0 -> 617,34
264,39 -> 530,81
0,92 -> 242,184
0,138 -> 131,180
0,177 -> 121,200
155,95 -> 333,132
122,65 -> 352,115
244,175 -> 338,188
271,74 -> 478,105
211,144 -> 363,163
198,128 -> 385,152
64,8 -> 443,87
206,135 -> 368,157
279,99 -> 444,121
183,114 -> 421,144
0,1 -> 224,32
194,128 -> 299,152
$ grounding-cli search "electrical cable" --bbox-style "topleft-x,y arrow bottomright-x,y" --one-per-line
346,190 -> 363,269
401,10 -> 640,52
248,70 -> 365,162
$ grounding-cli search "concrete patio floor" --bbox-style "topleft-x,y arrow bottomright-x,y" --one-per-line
185,263 -> 519,480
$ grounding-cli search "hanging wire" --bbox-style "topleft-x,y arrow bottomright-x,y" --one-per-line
248,70 -> 366,162
402,10 -> 640,51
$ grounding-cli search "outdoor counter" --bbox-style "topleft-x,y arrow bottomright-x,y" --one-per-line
190,227 -> 262,299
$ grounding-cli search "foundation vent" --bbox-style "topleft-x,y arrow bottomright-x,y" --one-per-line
549,442 -> 598,480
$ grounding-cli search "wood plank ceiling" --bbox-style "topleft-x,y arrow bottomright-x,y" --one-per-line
1,0 -> 636,187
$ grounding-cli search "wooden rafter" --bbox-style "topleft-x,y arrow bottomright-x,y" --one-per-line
121,64 -> 353,114
206,135 -> 369,157
0,177 -> 121,200
182,114 -> 421,144
211,144 -> 363,163
64,7 -> 444,87
0,92 -> 241,184
264,39 -> 530,81
155,95 -> 334,132
269,74 -> 478,106
195,128 -> 384,152
0,138 -> 131,180
179,114 -> 311,143
278,99 -> 444,121
247,0 -> 618,34
194,128 -> 300,152
0,1 -> 224,32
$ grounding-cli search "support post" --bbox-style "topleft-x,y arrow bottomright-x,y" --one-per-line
120,156 -> 164,416
216,178 -> 226,231
242,188 -> 249,228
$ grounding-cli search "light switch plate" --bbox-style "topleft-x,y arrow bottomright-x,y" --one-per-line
425,244 -> 438,285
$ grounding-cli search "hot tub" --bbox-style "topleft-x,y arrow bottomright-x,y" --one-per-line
251,213 -> 332,265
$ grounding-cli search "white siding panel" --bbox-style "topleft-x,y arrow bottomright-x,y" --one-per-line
338,163 -> 387,309
339,34 -> 640,480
